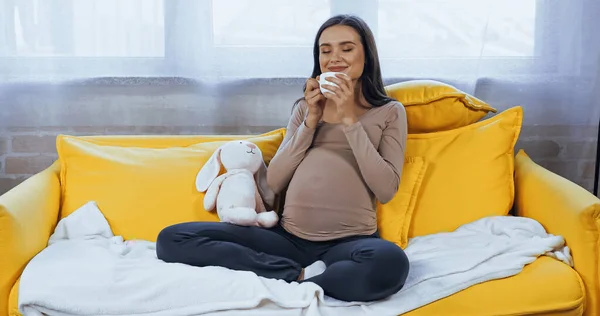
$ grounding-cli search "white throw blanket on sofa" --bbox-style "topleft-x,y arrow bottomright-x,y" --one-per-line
18,201 -> 573,316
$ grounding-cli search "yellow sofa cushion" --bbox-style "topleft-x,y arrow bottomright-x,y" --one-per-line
386,80 -> 497,133
404,256 -> 585,316
377,156 -> 428,249
56,131 -> 285,242
406,106 -> 523,237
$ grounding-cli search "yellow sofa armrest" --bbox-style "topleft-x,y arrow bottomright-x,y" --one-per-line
0,161 -> 61,316
514,150 -> 600,316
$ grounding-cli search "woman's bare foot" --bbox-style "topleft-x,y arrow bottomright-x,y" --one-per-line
297,268 -> 305,281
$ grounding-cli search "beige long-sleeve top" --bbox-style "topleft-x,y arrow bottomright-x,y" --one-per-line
266,100 -> 408,241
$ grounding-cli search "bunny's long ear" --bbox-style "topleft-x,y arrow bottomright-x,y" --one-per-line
254,159 -> 275,210
196,146 -> 222,192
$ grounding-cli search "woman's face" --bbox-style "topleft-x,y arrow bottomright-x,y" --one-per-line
318,25 -> 365,81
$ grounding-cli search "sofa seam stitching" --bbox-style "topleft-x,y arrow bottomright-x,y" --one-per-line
592,205 -> 600,315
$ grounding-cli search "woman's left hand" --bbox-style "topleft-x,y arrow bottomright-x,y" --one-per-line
322,74 -> 358,126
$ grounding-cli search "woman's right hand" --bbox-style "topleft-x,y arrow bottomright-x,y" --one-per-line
304,77 -> 325,128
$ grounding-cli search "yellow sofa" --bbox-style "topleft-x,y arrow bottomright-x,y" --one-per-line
1,82 -> 599,316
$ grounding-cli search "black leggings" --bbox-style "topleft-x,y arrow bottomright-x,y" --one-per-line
156,222 -> 410,302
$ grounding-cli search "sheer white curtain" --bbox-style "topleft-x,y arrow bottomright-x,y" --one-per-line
0,0 -> 561,80
1,1 -> 597,82
0,0 -> 599,193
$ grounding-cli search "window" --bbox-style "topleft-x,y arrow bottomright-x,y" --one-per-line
212,0 -> 330,47
4,0 -> 164,57
0,0 -> 165,79
378,0 -> 536,58
0,0 -> 558,80
375,0 -> 539,77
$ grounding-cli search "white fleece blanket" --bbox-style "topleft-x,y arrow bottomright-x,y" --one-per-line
19,201 -> 573,316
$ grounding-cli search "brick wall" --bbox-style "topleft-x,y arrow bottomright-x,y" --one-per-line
1,124 -> 597,196
515,125 -> 598,192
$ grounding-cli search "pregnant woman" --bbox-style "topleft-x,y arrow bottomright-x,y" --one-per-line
156,14 -> 409,302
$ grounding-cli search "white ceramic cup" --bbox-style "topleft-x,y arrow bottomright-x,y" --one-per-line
318,72 -> 344,94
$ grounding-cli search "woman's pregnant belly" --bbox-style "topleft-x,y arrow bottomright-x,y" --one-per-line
281,147 -> 377,241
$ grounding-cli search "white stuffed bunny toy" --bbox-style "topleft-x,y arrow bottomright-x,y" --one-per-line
195,140 -> 279,228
